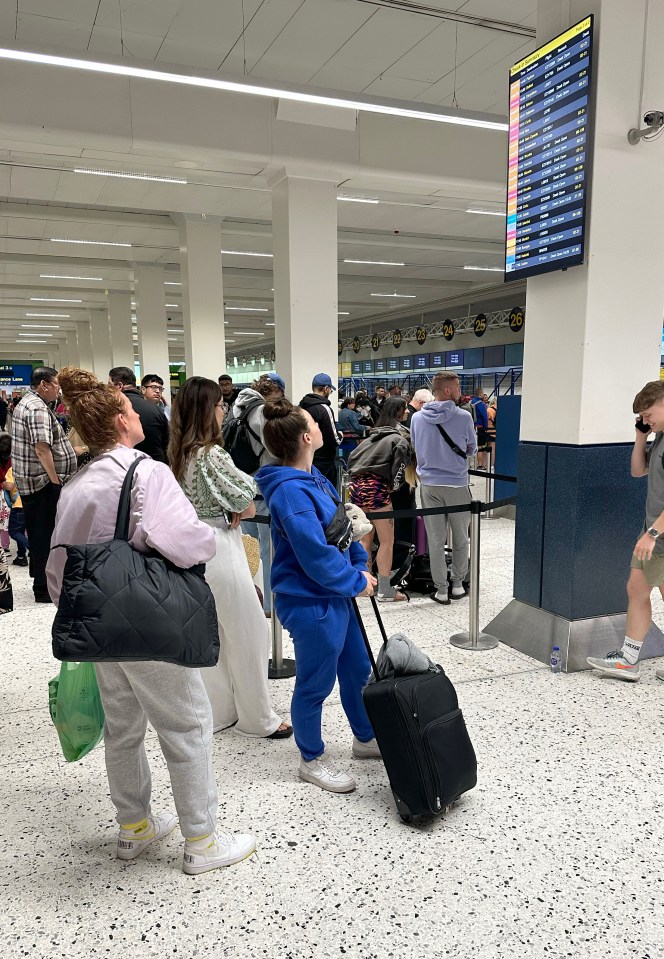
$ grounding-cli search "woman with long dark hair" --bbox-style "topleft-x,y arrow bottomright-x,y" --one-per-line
347,396 -> 413,602
256,398 -> 379,795
169,376 -> 291,741
46,368 -> 255,875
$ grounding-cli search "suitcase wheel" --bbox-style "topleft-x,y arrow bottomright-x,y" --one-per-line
392,791 -> 413,824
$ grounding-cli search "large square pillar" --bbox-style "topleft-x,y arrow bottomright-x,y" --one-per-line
271,175 -> 338,404
76,321 -> 94,372
178,217 -> 225,380
107,291 -> 134,369
486,0 -> 664,670
135,265 -> 170,397
88,309 -> 113,380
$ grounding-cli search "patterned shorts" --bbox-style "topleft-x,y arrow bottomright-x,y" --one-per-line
349,472 -> 392,511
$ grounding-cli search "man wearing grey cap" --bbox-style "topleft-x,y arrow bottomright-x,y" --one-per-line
299,373 -> 341,484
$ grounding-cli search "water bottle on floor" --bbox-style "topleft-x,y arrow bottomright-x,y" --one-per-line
550,645 -> 562,675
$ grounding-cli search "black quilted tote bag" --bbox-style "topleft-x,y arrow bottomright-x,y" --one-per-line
52,458 -> 219,667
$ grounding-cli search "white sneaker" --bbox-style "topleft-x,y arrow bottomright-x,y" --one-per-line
352,736 -> 381,759
183,831 -> 256,875
117,811 -> 178,861
299,754 -> 357,793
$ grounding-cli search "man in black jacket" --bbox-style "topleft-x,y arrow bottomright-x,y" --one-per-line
108,366 -> 169,463
299,373 -> 340,484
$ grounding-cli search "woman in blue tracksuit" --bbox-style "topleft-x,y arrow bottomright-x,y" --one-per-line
256,397 -> 380,795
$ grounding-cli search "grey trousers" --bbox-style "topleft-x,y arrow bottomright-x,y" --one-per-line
95,661 -> 218,839
420,484 -> 471,588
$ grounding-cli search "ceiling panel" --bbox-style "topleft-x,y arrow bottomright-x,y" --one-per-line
16,12 -> 94,47
219,0 -> 305,75
88,27 -> 165,60
20,0 -> 99,21
96,0 -> 181,36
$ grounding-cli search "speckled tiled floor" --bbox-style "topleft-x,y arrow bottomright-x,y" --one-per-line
2,512 -> 664,959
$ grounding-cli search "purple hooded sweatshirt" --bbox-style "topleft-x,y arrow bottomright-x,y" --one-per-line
410,400 -> 477,487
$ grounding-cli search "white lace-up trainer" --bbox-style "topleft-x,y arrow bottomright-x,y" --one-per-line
352,736 -> 381,759
183,831 -> 257,875
117,811 -> 178,861
299,754 -> 357,793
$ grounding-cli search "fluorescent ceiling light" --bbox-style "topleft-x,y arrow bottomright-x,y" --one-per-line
337,197 -> 380,204
232,331 -> 264,336
40,273 -> 103,281
463,265 -> 503,272
16,338 -> 47,343
466,208 -> 506,216
26,312 -> 70,317
225,307 -> 269,312
265,322 -> 275,326
225,339 -> 236,343
0,48 -> 508,132
338,311 -> 350,316
167,337 -> 179,341
74,167 -> 187,184
344,259 -> 404,266
51,238 -> 132,247
168,328 -> 184,332
30,297 -> 82,303
221,250 -> 273,257
164,281 -> 182,286
370,293 -> 416,298
165,303 -> 181,308
19,332 -> 53,336
21,323 -> 60,328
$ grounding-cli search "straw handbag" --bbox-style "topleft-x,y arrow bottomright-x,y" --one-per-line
241,534 -> 261,578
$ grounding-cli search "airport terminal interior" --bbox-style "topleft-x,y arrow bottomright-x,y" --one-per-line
1,0 -> 663,956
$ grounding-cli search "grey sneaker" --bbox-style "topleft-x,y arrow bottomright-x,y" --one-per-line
299,754 -> 356,793
656,669 -> 664,682
117,811 -> 178,860
183,831 -> 256,875
352,736 -> 381,759
586,651 -> 641,682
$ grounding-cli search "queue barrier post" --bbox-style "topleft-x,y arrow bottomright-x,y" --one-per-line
450,500 -> 500,652
266,520 -> 296,680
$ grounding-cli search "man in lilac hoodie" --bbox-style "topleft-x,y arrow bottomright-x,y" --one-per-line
410,371 -> 477,605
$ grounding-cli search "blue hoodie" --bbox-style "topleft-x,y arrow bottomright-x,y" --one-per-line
255,464 -> 368,600
410,401 -> 477,487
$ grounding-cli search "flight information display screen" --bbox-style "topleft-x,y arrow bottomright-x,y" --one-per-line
505,15 -> 593,282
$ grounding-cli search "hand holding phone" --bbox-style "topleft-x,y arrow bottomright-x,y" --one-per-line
635,416 -> 651,434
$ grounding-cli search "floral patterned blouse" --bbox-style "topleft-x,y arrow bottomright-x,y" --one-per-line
181,445 -> 257,519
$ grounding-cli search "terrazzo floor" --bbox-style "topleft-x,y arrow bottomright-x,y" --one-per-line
2,510 -> 664,959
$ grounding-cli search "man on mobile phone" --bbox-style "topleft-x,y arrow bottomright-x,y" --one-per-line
587,380 -> 664,682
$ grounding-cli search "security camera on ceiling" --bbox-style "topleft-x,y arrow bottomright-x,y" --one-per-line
627,110 -> 664,144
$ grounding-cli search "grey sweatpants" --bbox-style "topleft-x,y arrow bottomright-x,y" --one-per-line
95,661 -> 218,839
420,484 -> 471,588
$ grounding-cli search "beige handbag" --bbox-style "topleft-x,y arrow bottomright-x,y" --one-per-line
241,534 -> 261,578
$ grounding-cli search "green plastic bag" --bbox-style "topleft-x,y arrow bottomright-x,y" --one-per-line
48,662 -> 105,762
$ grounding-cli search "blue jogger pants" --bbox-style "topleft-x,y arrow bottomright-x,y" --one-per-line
275,595 -> 374,761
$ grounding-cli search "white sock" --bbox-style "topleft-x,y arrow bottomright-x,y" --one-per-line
621,637 -> 643,665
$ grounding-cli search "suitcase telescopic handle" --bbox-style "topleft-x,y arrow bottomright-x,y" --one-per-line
351,596 -> 386,684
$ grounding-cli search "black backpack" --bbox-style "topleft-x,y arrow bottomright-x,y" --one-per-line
222,399 -> 263,474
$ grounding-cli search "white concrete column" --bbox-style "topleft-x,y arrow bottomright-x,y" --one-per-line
135,265 -> 170,396
88,309 -> 113,380
65,330 -> 80,367
271,175 -> 338,404
520,0 -> 664,444
76,321 -> 94,372
178,217 -> 225,379
56,338 -> 68,369
107,291 -> 134,369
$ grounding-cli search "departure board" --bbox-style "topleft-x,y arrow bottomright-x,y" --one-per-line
505,15 -> 593,282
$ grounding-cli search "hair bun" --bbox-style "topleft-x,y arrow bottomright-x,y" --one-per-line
262,396 -> 295,421
58,366 -> 102,405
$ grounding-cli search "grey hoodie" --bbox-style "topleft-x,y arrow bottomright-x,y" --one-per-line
410,400 -> 477,487
231,388 -> 279,472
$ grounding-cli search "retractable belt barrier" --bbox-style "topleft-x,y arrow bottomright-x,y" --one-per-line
248,480 -> 518,671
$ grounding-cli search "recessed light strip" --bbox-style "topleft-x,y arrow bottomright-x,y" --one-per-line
337,196 -> 380,204
18,332 -> 53,336
225,307 -> 269,312
74,168 -> 187,184
21,323 -> 60,328
370,293 -> 416,298
466,208 -> 507,216
221,250 -> 273,257
40,274 -> 103,281
463,265 -> 504,272
26,312 -> 70,317
0,49 -> 508,132
344,259 -> 405,266
30,297 -> 82,303
51,238 -> 132,247
232,331 -> 264,336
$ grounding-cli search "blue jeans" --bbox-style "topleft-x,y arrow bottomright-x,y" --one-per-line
241,496 -> 271,613
275,595 -> 374,761
8,507 -> 28,558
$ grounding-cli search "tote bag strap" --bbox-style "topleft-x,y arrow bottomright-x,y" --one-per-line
113,457 -> 146,541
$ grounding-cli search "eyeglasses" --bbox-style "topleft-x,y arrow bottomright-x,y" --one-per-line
145,384 -> 164,392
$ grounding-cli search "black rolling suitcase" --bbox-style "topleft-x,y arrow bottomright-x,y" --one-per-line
352,596 -> 477,823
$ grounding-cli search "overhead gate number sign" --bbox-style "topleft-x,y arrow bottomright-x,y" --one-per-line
505,15 -> 594,282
